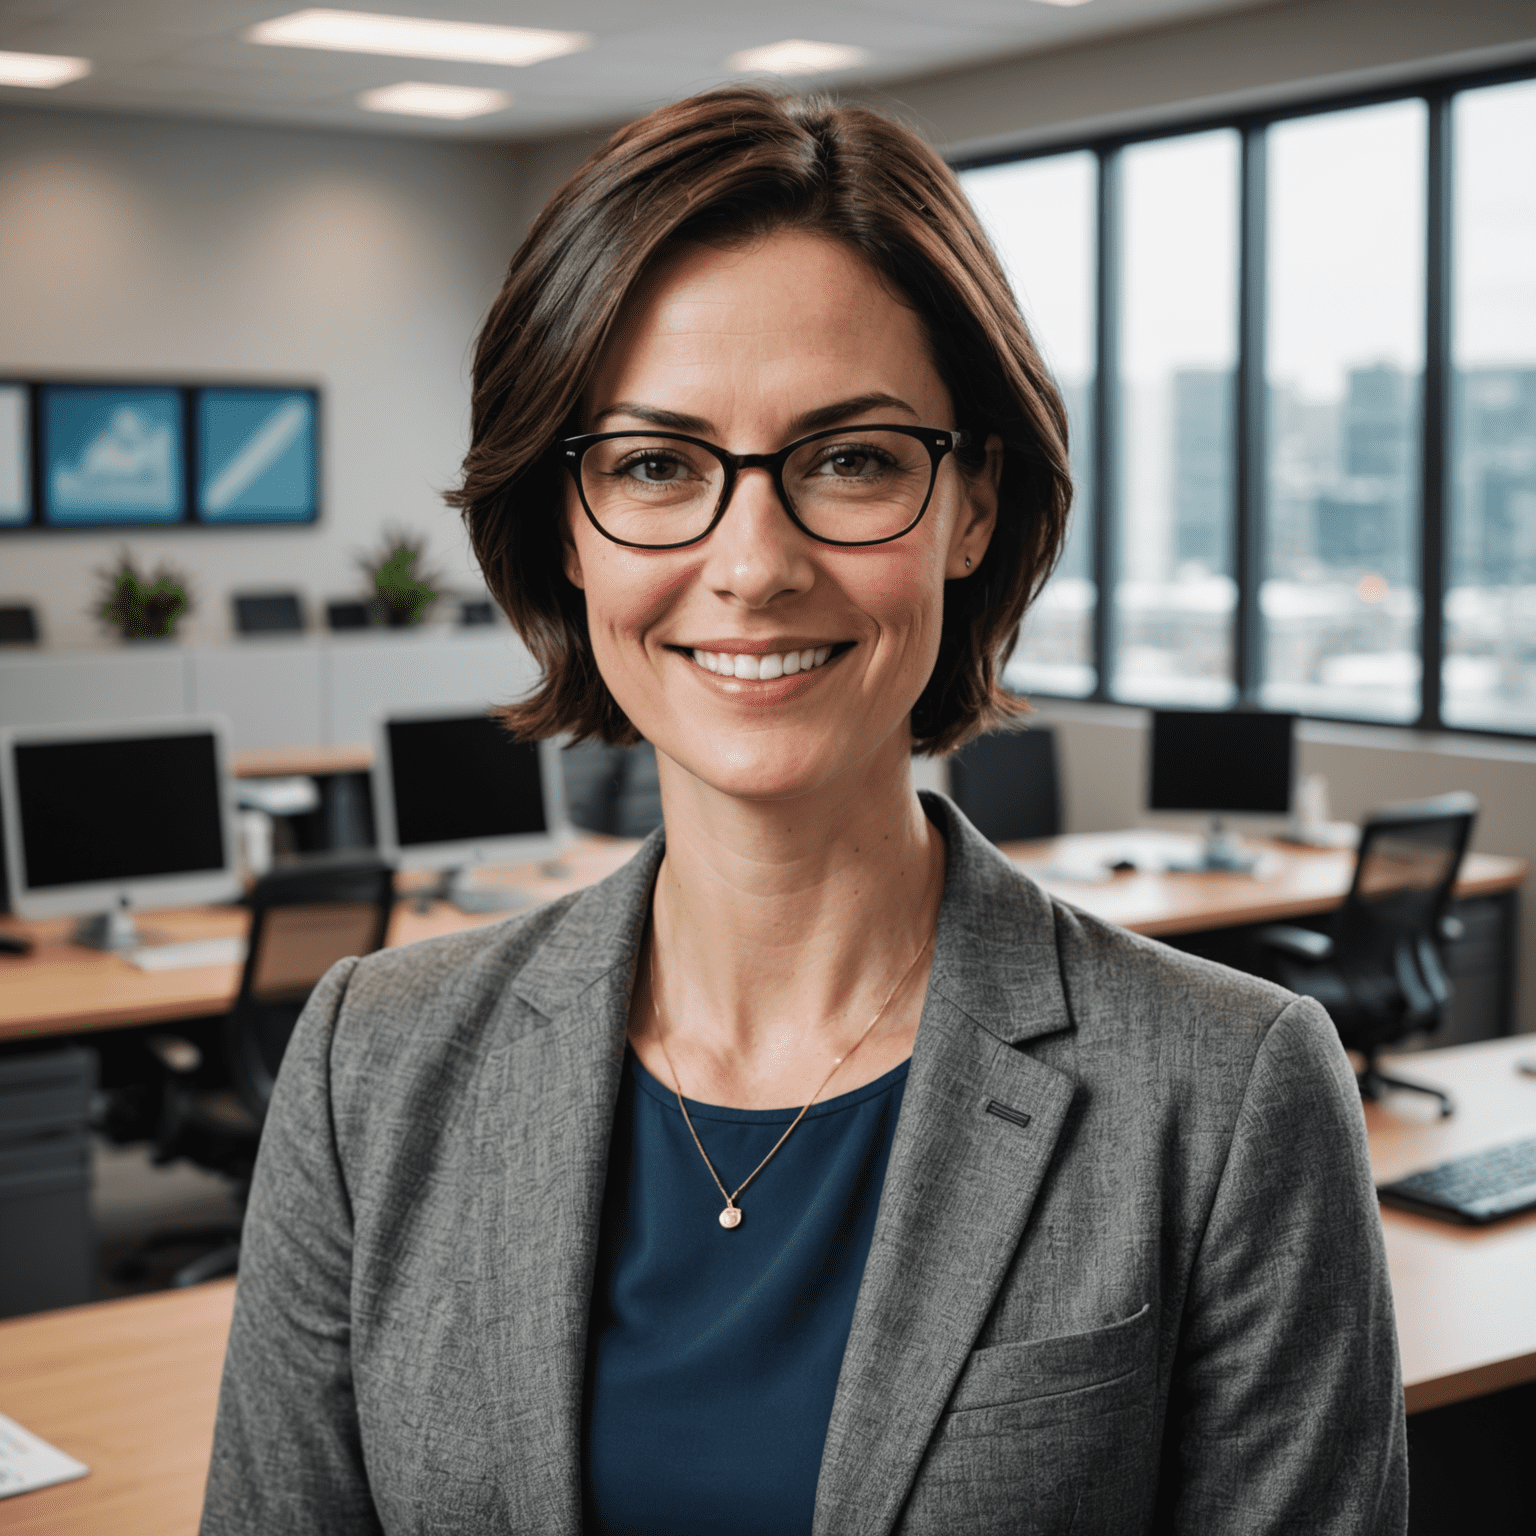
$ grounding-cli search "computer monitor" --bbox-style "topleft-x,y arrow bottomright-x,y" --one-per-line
232,591 -> 304,634
371,708 -> 569,913
0,716 -> 240,949
1148,710 -> 1295,871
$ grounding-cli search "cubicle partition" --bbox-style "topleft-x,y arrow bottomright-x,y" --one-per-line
0,631 -> 540,753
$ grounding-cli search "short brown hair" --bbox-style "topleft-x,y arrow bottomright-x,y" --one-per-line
452,87 -> 1072,754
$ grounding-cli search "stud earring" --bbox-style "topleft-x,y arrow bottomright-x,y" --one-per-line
964,557 -> 972,569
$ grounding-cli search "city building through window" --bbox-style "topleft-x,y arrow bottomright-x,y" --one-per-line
958,67 -> 1536,739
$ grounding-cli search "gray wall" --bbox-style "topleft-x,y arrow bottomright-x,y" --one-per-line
0,107 -> 523,647
860,0 -> 1536,155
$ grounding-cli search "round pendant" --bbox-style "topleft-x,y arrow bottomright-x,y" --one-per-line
719,1205 -> 742,1229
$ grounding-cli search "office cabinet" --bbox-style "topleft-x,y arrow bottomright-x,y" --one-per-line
0,1046 -> 95,1319
189,640 -> 324,750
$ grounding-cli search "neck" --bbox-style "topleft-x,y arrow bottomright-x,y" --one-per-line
636,728 -> 944,1109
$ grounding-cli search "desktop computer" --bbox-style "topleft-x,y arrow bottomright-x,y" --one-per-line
1148,710 -> 1295,873
0,717 -> 240,949
371,709 -> 569,913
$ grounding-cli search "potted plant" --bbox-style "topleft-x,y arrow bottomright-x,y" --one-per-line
360,531 -> 441,628
93,552 -> 193,640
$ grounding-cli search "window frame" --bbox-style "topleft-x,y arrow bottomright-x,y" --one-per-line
952,60 -> 1536,742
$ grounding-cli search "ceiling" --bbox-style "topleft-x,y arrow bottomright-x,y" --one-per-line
0,0 -> 1277,142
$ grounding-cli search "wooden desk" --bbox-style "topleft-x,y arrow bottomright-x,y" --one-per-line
1,834 -> 1525,1044
1,1039 -> 1531,1532
0,836 -> 642,1043
1003,834 -> 1526,940
1366,1034 -> 1536,1413
0,1280 -> 235,1536
229,743 -> 372,778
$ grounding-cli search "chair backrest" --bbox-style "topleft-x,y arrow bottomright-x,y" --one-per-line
1332,791 -> 1477,1042
563,741 -> 664,839
232,592 -> 304,634
948,728 -> 1062,844
225,856 -> 394,1119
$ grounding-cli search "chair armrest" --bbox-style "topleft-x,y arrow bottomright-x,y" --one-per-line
1255,924 -> 1334,962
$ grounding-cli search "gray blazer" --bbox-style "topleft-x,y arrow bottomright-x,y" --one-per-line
202,795 -> 1407,1534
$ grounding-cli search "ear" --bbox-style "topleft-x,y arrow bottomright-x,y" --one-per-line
562,522 -> 586,590
945,433 -> 1003,580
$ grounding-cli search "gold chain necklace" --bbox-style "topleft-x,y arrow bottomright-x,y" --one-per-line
649,929 -> 935,1231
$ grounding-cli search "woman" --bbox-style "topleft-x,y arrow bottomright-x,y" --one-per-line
202,90 -> 1406,1535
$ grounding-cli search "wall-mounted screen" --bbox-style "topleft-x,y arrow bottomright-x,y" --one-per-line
40,384 -> 186,526
196,387 -> 318,523
0,384 -> 29,527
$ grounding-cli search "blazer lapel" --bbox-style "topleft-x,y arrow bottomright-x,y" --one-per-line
476,833 -> 664,1533
814,798 -> 1078,1536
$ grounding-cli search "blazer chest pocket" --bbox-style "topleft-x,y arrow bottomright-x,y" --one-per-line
898,1308 -> 1158,1534
945,1301 -> 1154,1417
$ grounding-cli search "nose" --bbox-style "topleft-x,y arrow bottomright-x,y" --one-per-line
698,465 -> 815,609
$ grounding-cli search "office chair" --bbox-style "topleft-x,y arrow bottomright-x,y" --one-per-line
121,856 -> 395,1287
232,591 -> 305,634
563,741 -> 664,838
948,727 -> 1062,843
0,605 -> 40,644
1256,791 -> 1477,1118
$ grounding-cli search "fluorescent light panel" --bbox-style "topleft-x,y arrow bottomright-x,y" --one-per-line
728,39 -> 871,75
0,50 -> 91,88
358,81 -> 509,119
1032,0 -> 1096,6
248,9 -> 589,67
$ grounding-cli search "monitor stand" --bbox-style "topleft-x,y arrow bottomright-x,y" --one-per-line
72,899 -> 145,951
1165,818 -> 1261,875
418,867 -> 530,915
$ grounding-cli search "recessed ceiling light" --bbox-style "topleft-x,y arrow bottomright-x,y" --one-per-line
727,39 -> 871,76
0,50 -> 92,88
248,10 -> 589,67
357,81 -> 510,119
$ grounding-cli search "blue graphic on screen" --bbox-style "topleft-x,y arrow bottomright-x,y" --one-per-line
42,387 -> 186,526
0,384 -> 29,526
196,389 -> 317,523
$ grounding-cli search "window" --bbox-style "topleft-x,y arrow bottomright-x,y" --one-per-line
1445,78 -> 1536,732
1263,101 -> 1425,723
963,151 -> 1097,698
957,64 -> 1536,740
1115,130 -> 1239,707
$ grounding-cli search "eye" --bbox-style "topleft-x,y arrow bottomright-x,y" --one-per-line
810,443 -> 897,479
612,451 -> 694,485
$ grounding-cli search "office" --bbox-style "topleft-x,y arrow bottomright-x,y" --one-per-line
2,1 -> 1535,1531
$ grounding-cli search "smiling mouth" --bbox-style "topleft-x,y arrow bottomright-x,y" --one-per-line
674,643 -> 853,680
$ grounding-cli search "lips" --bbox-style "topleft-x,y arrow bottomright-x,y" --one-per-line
692,646 -> 833,680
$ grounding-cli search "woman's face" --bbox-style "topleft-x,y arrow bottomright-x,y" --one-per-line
564,230 -> 999,805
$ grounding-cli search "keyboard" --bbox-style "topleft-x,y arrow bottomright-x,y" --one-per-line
1377,1134 -> 1536,1225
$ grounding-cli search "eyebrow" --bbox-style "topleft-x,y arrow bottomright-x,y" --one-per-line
589,392 -> 921,439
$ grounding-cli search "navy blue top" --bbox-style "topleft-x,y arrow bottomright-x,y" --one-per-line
583,1047 -> 909,1536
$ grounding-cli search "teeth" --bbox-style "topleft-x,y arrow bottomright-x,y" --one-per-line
690,647 -> 838,678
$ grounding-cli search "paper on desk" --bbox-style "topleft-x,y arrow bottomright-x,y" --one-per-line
0,1410 -> 89,1499
127,936 -> 247,972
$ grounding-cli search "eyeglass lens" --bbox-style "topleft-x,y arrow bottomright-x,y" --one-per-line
577,430 -> 938,546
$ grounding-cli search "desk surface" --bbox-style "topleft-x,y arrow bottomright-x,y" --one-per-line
1004,833 -> 1526,939
0,1279 -> 235,1536
0,833 -> 1525,1043
1367,1034 -> 1536,1413
1,1038 -> 1531,1533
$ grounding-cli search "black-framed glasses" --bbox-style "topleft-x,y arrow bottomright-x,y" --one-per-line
559,423 -> 968,550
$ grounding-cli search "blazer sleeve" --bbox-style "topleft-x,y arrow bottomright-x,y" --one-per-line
200,958 -> 382,1536
1159,995 -> 1409,1535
